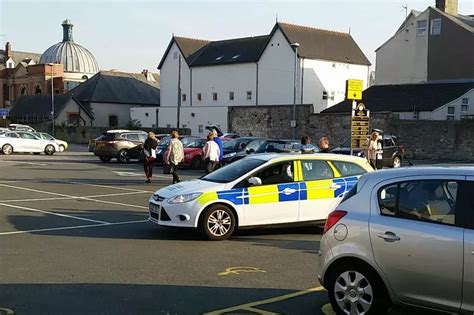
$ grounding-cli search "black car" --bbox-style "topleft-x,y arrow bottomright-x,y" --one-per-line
222,137 -> 266,164
228,139 -> 301,163
331,134 -> 405,168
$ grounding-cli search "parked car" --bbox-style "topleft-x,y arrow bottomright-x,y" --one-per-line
94,130 -> 147,163
183,138 -> 207,169
331,133 -> 405,168
221,133 -> 240,139
155,136 -> 198,165
34,132 -> 68,152
318,166 -> 474,314
0,131 -> 59,155
222,137 -> 267,164
88,129 -> 131,152
149,153 -> 373,240
204,125 -> 239,139
8,123 -> 36,132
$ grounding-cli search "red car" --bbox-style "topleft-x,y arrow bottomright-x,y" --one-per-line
163,138 -> 207,169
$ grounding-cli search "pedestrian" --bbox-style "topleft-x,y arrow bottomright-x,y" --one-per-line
212,129 -> 224,168
376,134 -> 384,170
164,130 -> 184,184
300,135 -> 317,153
318,136 -> 330,153
367,131 -> 380,169
202,133 -> 220,173
143,131 -> 158,183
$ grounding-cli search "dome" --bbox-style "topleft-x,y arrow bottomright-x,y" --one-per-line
39,19 -> 99,74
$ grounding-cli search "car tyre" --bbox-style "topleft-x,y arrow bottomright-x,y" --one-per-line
99,156 -> 112,163
44,145 -> 55,155
392,156 -> 402,168
327,262 -> 390,315
59,145 -> 65,152
2,144 -> 13,155
191,156 -> 203,170
117,149 -> 130,163
199,204 -> 236,241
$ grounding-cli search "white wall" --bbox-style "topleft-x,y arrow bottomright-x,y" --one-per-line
56,98 -> 93,126
158,106 -> 228,136
91,103 -> 154,127
160,42 -> 191,108
432,89 -> 474,120
375,10 -> 429,85
130,107 -> 159,127
303,59 -> 369,113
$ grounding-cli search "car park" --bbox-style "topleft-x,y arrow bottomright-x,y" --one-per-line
222,137 -> 266,164
148,153 -> 373,240
0,131 -> 59,155
318,166 -> 474,315
34,132 -> 68,152
94,130 -> 147,163
331,133 -> 405,168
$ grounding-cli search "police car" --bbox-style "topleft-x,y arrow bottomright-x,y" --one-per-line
149,153 -> 373,240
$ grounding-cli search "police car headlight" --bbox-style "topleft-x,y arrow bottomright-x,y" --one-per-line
168,193 -> 202,204
224,152 -> 236,158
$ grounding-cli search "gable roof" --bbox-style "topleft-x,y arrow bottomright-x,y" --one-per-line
430,7 -> 474,31
188,35 -> 269,67
67,71 -> 160,106
157,36 -> 210,69
322,81 -> 474,113
274,22 -> 371,65
10,94 -> 93,119
0,49 -> 42,66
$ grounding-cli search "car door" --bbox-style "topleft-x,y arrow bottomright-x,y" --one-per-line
18,132 -> 40,152
242,160 -> 299,226
461,177 -> 474,312
382,137 -> 396,165
370,177 -> 464,312
126,133 -> 144,158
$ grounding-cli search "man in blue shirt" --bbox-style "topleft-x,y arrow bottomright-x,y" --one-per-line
212,129 -> 224,168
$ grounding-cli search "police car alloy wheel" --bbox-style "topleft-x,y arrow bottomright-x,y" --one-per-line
200,204 -> 236,241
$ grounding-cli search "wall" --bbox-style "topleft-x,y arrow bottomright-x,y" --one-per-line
56,98 -> 93,126
375,10 -> 429,85
91,103 -> 155,127
130,107 -> 159,127
228,105 -> 474,160
160,42 -> 191,108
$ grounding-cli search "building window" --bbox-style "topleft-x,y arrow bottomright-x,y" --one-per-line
20,87 -> 28,96
330,91 -> 335,101
35,85 -> 42,95
81,75 -> 88,80
145,113 -> 149,117
229,91 -> 234,101
447,106 -> 455,120
413,112 -> 419,120
68,113 -> 80,126
430,19 -> 441,35
173,52 -> 179,60
322,91 -> 328,100
197,93 -> 202,102
198,125 -> 203,133
417,20 -> 427,36
166,124 -> 171,128
462,98 -> 469,105
182,124 -> 187,128
212,92 -> 218,101
109,115 -> 118,127
182,93 -> 187,102
246,91 -> 252,100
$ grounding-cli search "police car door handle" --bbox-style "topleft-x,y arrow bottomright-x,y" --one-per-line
282,188 -> 296,195
329,184 -> 341,190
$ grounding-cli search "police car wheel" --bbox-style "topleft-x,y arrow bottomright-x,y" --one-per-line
200,205 -> 236,241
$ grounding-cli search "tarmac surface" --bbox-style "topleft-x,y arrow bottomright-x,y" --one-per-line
0,148 -> 457,314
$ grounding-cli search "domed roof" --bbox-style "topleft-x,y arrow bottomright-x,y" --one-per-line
40,19 -> 99,74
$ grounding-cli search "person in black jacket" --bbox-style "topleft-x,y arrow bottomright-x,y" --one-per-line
143,132 -> 158,183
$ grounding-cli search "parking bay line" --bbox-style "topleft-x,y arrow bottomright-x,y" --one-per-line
1,191 -> 151,203
0,219 -> 148,236
53,179 -> 156,193
0,183 -> 148,210
204,286 -> 325,315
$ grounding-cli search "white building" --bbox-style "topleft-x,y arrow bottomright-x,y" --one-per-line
157,22 -> 371,135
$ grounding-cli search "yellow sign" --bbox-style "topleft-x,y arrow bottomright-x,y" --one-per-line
218,266 -> 266,276
346,79 -> 363,100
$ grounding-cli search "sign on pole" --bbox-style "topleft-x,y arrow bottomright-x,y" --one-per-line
0,109 -> 9,117
345,79 -> 363,101
351,102 -> 370,150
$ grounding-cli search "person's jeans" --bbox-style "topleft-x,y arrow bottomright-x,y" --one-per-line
171,164 -> 180,184
144,157 -> 155,178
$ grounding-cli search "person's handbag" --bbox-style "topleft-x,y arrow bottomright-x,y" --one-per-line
163,163 -> 171,174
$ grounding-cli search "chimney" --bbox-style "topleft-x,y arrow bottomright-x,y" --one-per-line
142,69 -> 149,80
436,0 -> 458,15
5,42 -> 12,59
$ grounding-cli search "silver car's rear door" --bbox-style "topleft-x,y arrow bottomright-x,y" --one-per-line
462,177 -> 474,312
370,175 -> 464,313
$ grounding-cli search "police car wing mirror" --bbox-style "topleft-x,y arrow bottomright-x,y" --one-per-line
248,177 -> 262,186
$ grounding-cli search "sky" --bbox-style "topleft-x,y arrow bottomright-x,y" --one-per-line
0,0 -> 472,73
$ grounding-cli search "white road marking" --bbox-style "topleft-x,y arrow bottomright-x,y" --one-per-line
0,219 -> 148,236
52,179 -> 155,193
114,171 -> 143,177
1,191 -> 150,203
0,183 -> 148,209
0,202 -> 109,224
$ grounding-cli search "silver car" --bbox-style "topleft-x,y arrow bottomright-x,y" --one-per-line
318,167 -> 474,314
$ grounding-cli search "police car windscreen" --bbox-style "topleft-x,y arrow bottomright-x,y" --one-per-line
201,158 -> 266,183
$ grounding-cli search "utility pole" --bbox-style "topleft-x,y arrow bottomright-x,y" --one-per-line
291,42 -> 300,140
177,54 -> 182,129
50,64 -> 55,137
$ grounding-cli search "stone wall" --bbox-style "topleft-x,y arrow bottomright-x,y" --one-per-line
228,105 -> 474,160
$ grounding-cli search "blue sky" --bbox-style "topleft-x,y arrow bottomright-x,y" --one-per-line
1,0 -> 472,73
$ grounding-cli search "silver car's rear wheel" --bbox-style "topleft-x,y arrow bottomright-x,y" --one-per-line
59,145 -> 65,152
2,144 -> 13,155
334,271 -> 373,315
45,145 -> 55,155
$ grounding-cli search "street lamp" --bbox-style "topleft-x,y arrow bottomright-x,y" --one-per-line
290,42 -> 300,140
48,63 -> 55,136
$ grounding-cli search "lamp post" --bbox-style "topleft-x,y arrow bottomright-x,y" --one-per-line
49,63 -> 55,136
290,42 -> 300,140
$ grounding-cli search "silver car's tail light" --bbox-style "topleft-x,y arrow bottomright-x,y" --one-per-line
323,210 -> 347,234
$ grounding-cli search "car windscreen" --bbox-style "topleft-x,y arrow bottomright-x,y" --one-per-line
185,139 -> 206,148
97,133 -> 116,141
223,138 -> 251,150
256,141 -> 294,153
40,133 -> 54,140
201,158 -> 266,183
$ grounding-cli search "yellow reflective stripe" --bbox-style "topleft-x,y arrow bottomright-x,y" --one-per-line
248,185 -> 279,204
328,161 -> 341,178
294,161 -> 303,182
305,180 -> 334,199
197,191 -> 218,206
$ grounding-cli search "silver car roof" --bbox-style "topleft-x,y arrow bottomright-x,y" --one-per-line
363,166 -> 474,182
